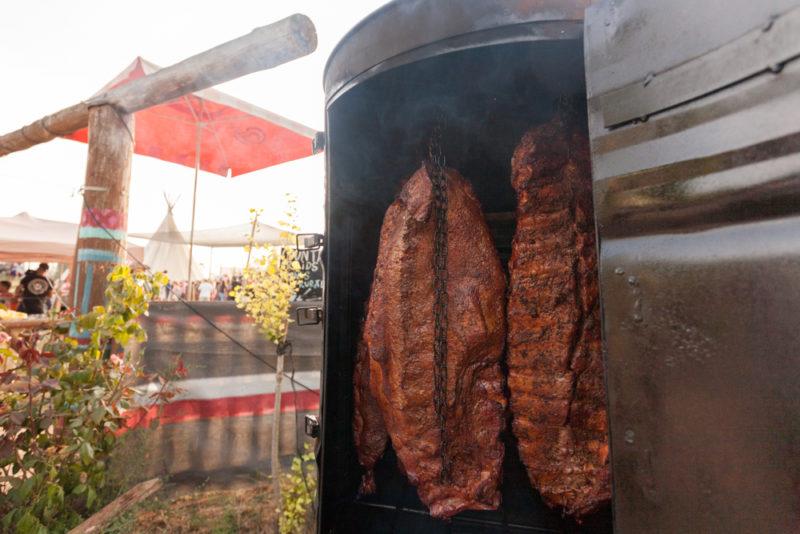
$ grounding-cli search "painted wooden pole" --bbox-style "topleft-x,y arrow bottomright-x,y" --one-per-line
70,106 -> 134,314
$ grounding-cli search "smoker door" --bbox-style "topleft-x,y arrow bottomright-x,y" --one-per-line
584,1 -> 800,532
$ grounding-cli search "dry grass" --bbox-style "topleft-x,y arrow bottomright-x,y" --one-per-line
104,479 -> 278,534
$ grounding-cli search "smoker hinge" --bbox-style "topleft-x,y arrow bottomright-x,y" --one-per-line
304,414 -> 320,438
312,131 -> 326,154
296,233 -> 324,251
296,306 -> 323,326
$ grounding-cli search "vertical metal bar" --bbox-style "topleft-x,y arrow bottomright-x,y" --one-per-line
245,211 -> 259,269
187,122 -> 201,300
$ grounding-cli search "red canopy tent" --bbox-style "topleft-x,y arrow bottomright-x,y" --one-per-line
67,57 -> 320,176
66,57 -> 321,295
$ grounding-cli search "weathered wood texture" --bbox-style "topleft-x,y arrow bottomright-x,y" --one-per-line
0,14 -> 317,157
69,106 -> 134,313
68,478 -> 163,534
0,103 -> 89,157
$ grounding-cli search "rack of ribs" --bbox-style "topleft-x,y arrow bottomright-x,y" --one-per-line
507,113 -> 611,517
353,164 -> 507,519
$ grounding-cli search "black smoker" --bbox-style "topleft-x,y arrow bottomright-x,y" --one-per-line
317,0 -> 800,532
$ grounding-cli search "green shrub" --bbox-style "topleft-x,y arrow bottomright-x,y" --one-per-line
0,266 -> 177,533
278,444 -> 316,534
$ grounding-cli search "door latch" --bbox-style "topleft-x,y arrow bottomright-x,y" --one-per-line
296,233 -> 324,251
312,131 -> 326,154
296,306 -> 323,326
305,414 -> 320,438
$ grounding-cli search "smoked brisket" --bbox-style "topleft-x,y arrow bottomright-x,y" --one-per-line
354,165 -> 507,519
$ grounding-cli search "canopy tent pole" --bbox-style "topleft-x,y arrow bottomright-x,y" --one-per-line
187,123 -> 201,300
70,106 -> 134,314
245,210 -> 260,269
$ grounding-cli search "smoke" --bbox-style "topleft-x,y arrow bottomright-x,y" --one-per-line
328,38 -> 586,212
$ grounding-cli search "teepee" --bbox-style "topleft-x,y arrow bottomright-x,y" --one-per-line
144,198 -> 201,281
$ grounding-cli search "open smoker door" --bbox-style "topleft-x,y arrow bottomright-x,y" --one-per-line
584,1 -> 800,531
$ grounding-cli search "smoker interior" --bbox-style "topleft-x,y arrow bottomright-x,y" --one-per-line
321,39 -> 611,533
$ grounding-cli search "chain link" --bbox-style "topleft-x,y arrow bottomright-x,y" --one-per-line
425,124 -> 451,481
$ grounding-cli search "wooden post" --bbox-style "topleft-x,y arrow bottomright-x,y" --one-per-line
70,106 -> 134,314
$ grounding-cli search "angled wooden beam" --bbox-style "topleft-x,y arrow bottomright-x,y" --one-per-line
0,14 -> 317,157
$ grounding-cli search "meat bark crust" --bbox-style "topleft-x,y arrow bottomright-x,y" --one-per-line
353,327 -> 388,495
356,165 -> 507,519
508,113 -> 611,517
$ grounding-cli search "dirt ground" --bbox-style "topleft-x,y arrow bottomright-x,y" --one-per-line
103,476 -> 280,534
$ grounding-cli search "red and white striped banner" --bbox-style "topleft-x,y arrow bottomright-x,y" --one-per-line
125,371 -> 321,429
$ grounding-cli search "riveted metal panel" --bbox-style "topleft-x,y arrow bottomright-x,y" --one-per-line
585,1 -> 800,531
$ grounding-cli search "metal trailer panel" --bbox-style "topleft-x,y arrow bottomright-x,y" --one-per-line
585,1 -> 800,531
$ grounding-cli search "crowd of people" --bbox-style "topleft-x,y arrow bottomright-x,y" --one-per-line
0,262 -> 250,315
157,273 -> 242,302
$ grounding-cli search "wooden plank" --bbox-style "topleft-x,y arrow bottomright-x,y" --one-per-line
0,14 -> 317,157
68,478 -> 163,534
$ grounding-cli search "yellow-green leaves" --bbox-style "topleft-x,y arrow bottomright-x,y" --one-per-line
0,266 -> 170,532
278,444 -> 317,534
233,197 -> 305,345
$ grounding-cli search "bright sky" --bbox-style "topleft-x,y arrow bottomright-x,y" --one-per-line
0,0 -> 387,272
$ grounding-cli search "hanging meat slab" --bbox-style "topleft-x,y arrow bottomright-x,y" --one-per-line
507,113 -> 611,517
354,164 -> 507,519
353,326 -> 388,495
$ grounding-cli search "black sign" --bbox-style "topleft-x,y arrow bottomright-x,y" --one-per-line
297,248 -> 323,300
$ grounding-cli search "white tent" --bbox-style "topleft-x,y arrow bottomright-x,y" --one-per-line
141,202 -> 201,279
0,212 -> 143,264
131,220 -> 291,247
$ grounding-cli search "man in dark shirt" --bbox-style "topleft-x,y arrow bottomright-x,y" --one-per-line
16,263 -> 53,315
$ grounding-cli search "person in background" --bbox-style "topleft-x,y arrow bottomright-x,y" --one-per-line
160,270 -> 170,301
0,280 -> 15,309
197,279 -> 214,302
16,263 -> 53,315
216,276 -> 229,301
173,280 -> 185,300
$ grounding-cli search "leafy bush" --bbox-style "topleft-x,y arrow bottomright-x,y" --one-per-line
233,199 -> 316,534
0,266 -> 176,533
231,200 -> 304,345
278,445 -> 316,534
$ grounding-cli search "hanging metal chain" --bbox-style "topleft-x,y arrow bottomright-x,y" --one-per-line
425,124 -> 451,481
